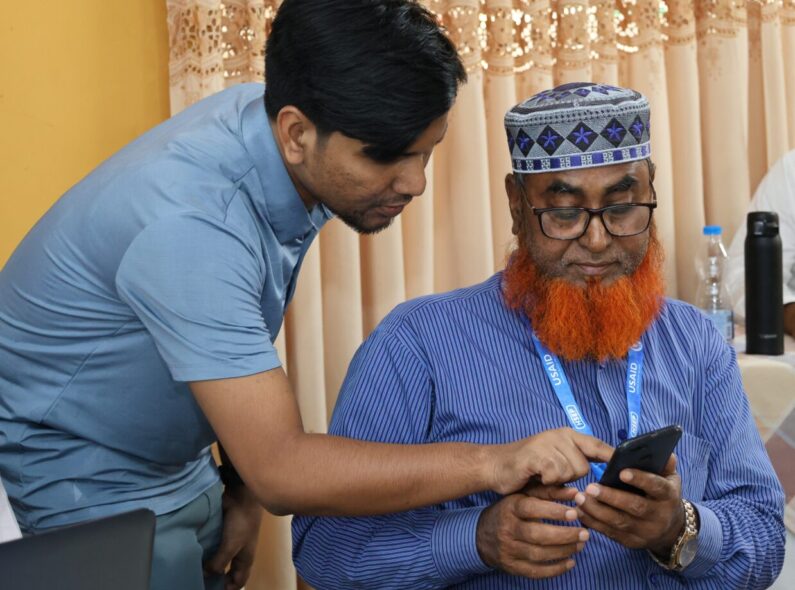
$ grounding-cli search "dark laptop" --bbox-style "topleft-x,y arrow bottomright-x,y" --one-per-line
0,508 -> 155,590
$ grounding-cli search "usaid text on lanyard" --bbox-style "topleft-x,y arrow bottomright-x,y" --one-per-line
529,327 -> 644,480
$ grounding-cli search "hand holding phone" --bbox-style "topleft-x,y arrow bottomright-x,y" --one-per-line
599,425 -> 682,494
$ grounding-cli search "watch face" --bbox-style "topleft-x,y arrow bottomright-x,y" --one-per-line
679,537 -> 698,569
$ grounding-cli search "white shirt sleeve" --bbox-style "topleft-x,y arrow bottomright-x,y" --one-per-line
727,150 -> 795,320
0,477 -> 21,543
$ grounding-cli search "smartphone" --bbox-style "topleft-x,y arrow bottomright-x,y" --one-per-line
599,425 -> 683,494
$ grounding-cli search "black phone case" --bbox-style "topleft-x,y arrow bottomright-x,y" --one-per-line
599,425 -> 683,494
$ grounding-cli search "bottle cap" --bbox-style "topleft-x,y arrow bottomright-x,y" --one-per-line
703,225 -> 722,235
747,211 -> 779,237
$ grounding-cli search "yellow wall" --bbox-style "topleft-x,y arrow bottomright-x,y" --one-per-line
0,1 -> 170,266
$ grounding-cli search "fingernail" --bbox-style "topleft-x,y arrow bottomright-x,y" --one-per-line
574,492 -> 586,505
565,508 -> 578,520
578,530 -> 589,542
621,470 -> 633,482
585,484 -> 600,497
566,559 -> 576,570
576,542 -> 585,552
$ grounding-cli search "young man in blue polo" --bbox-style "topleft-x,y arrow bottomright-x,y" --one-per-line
0,3 -> 614,589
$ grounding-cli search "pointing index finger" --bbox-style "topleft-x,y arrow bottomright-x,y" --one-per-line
572,432 -> 614,463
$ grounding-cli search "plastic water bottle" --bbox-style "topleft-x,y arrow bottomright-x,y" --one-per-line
696,226 -> 734,342
745,212 -> 784,355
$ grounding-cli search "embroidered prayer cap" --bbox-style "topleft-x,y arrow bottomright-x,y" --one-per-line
504,82 -> 651,174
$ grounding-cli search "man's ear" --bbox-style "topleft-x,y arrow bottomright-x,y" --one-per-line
647,158 -> 656,183
273,106 -> 318,166
505,173 -> 524,236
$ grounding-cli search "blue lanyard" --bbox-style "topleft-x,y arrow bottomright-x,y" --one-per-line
526,320 -> 645,480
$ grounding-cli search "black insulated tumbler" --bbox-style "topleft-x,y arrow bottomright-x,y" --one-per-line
745,211 -> 784,355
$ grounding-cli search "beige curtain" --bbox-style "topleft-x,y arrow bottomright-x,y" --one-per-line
167,1 -> 795,587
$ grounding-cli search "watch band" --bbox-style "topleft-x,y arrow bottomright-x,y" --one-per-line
668,499 -> 698,570
648,499 -> 698,571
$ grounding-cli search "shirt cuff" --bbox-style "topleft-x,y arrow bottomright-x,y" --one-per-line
430,507 -> 492,580
681,502 -> 722,578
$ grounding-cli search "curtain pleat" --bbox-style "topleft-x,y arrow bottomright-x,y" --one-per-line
482,0 -> 517,267
284,246 -> 327,433
785,1 -> 795,146
759,3 -> 790,169
442,73 -> 496,289
360,221 -> 407,335
665,6 -> 707,304
402,160 -> 436,299
618,0 -> 679,292
318,220 -> 363,415
697,4 -> 751,243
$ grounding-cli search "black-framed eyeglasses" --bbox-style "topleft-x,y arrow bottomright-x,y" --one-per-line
518,179 -> 657,241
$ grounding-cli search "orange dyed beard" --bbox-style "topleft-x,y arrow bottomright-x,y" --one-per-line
503,236 -> 665,362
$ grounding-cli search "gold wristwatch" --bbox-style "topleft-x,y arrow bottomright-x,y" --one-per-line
649,499 -> 699,572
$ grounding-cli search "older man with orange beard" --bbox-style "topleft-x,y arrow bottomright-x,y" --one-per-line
291,83 -> 785,589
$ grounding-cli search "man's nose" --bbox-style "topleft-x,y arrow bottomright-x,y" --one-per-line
578,213 -> 611,253
393,155 -> 427,197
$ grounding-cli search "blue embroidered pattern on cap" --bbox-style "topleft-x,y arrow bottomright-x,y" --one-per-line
567,123 -> 597,151
515,129 -> 534,156
601,118 -> 627,146
629,116 -> 646,142
504,82 -> 651,173
537,126 -> 564,155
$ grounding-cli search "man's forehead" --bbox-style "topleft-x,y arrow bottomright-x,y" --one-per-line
397,113 -> 449,154
415,115 -> 449,146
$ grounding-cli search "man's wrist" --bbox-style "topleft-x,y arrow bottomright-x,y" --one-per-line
474,504 -> 499,568
649,500 -> 686,558
476,444 -> 499,493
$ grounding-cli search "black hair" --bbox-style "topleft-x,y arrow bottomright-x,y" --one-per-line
265,0 -> 466,162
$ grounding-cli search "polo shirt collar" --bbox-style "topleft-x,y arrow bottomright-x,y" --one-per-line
241,87 -> 333,243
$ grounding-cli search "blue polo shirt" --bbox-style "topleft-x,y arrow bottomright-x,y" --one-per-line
0,83 -> 332,531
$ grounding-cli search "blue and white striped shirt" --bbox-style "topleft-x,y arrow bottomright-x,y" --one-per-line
292,274 -> 785,589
